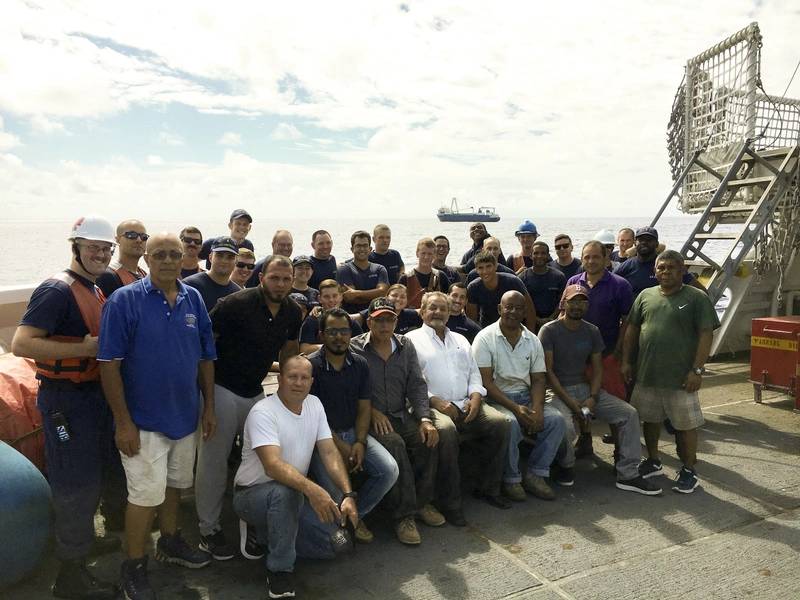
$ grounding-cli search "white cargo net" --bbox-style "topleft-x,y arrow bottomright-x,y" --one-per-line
667,22 -> 800,212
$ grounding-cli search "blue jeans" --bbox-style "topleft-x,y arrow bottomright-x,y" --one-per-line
309,430 -> 399,518
490,391 -> 567,482
233,481 -> 346,573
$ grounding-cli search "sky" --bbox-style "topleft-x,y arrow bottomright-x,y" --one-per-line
1,0 -> 799,223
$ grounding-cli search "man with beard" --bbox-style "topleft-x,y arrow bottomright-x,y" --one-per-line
194,254 -> 302,560
183,237 -> 241,312
519,241 -> 567,329
96,219 -> 148,297
446,282 -> 481,343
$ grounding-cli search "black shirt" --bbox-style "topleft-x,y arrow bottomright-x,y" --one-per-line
435,264 -> 461,288
183,272 -> 241,312
210,287 -> 302,397
466,272 -> 528,327
368,249 -> 404,285
550,257 -> 583,280
465,263 -> 516,284
180,266 -> 202,279
446,313 -> 481,343
308,255 -> 338,290
300,314 -> 363,345
309,348 -> 371,432
519,267 -> 567,318
463,252 -> 507,274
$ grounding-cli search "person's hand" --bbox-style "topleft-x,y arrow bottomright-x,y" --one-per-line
684,371 -> 702,393
115,420 -> 141,457
440,401 -> 461,423
82,334 -> 99,357
349,441 -> 365,472
621,361 -> 633,385
339,496 -> 359,528
419,421 -> 439,448
201,407 -> 217,440
584,395 -> 597,414
309,306 -> 323,319
370,409 -> 394,436
528,407 -> 544,433
463,397 -> 482,423
515,405 -> 538,432
307,484 -> 341,524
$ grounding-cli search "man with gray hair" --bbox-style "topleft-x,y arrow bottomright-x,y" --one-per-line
622,250 -> 720,494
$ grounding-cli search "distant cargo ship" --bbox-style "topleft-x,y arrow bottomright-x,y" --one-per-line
437,197 -> 500,222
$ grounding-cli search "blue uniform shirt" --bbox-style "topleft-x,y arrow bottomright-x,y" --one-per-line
336,261 -> 389,313
368,249 -> 404,285
614,256 -> 694,298
97,276 -> 216,440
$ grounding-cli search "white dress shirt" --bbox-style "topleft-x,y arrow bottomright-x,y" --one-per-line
405,323 -> 486,410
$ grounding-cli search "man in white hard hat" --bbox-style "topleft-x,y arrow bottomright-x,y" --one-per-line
11,216 -> 122,599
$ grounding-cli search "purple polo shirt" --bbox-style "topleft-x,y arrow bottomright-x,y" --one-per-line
567,270 -> 633,352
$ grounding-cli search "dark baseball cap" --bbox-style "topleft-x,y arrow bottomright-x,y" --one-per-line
292,255 -> 313,267
229,209 -> 252,223
289,292 -> 310,308
210,236 -> 239,254
368,297 -> 397,318
635,226 -> 658,240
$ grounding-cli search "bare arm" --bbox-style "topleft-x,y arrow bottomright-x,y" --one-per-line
12,325 -> 96,361
341,283 -> 389,304
99,360 -> 140,457
523,293 -> 538,329
299,342 -> 322,354
684,328 -> 714,393
465,301 -> 479,322
620,322 -> 640,384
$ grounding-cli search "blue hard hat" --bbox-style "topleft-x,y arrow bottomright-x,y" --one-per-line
516,220 -> 538,235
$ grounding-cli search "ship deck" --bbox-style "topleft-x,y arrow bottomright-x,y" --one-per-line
5,357 -> 800,600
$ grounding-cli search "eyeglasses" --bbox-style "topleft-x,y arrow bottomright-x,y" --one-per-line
122,231 -> 150,241
323,328 -> 351,337
554,243 -> 571,250
180,236 -> 202,246
78,243 -> 115,255
147,250 -> 183,261
235,262 -> 256,270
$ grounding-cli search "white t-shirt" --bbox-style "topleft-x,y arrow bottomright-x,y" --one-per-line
472,321 -> 546,395
234,392 -> 332,487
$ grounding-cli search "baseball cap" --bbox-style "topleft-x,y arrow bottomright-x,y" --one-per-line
634,226 -> 658,241
210,236 -> 239,254
562,284 -> 590,303
229,209 -> 252,223
292,255 -> 313,267
289,292 -> 310,308
368,297 -> 397,318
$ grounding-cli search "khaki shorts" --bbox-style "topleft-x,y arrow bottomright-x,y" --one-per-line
630,385 -> 705,430
120,430 -> 197,507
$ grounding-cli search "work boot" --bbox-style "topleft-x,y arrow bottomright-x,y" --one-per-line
52,559 -> 118,599
574,433 -> 594,458
415,503 -> 445,527
354,520 -> 374,543
120,556 -> 156,600
395,517 -> 421,545
501,482 -> 526,502
522,474 -> 556,500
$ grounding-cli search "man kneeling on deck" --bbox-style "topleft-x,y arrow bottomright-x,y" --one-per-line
233,355 -> 358,599
538,285 -> 661,495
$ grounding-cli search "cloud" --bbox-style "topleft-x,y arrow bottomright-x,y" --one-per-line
271,123 -> 302,141
0,116 -> 21,151
158,131 -> 184,146
29,115 -> 67,134
146,154 -> 164,165
217,131 -> 242,146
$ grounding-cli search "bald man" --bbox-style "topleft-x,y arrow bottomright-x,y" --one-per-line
96,219 -> 149,297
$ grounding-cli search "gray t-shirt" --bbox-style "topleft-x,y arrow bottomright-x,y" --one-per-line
538,319 -> 604,387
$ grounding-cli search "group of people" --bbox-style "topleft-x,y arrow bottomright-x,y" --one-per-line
11,210 -> 719,600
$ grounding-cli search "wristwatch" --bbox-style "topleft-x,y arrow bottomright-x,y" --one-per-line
342,491 -> 358,501
420,417 -> 433,424
693,367 -> 706,376
355,438 -> 367,446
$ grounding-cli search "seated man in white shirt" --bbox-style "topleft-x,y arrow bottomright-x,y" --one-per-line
233,355 -> 358,600
406,292 -> 512,519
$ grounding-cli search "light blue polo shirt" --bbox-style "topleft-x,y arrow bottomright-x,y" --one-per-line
98,276 -> 216,439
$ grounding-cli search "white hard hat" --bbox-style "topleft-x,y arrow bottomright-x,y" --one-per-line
593,229 -> 616,245
68,216 -> 116,244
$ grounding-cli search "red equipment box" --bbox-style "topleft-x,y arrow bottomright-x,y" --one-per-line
750,316 -> 800,410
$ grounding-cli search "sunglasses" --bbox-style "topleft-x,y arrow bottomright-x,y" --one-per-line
236,262 -> 256,270
148,250 -> 183,261
181,236 -> 202,246
122,231 -> 150,241
554,243 -> 571,250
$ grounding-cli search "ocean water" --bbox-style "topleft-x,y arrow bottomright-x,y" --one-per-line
0,215 -> 705,288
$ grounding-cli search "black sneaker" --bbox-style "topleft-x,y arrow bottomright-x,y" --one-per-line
155,530 -> 211,569
638,458 -> 664,479
573,433 -> 594,458
672,466 -> 700,494
239,519 -> 265,560
616,475 -> 663,495
199,530 -> 236,561
267,570 -> 296,599
553,466 -> 575,487
120,556 -> 155,600
52,559 -> 118,599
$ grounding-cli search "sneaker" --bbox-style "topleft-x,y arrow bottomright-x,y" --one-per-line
52,559 -> 118,600
395,516 -> 421,545
266,570 -> 296,599
638,458 -> 664,479
199,530 -> 236,561
155,530 -> 211,569
501,482 -> 527,502
672,466 -> 700,494
354,520 -> 374,543
522,474 -> 556,500
553,466 -> 575,487
416,503 -> 446,527
574,433 -> 594,458
120,556 -> 155,600
239,519 -> 265,560
616,475 -> 663,495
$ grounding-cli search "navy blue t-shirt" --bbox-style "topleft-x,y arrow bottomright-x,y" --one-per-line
309,349 -> 371,432
308,255 -> 338,290
300,314 -> 363,345
21,271 -> 95,340
466,272 -> 528,327
368,249 -> 404,285
291,287 -> 320,307
435,264 -> 461,289
336,261 -> 389,312
519,267 -> 567,318
550,257 -> 583,280
614,257 -> 694,298
199,237 -> 254,270
465,263 -> 516,284
180,266 -> 202,280
446,313 -> 482,343
463,252 -> 507,274
183,272 -> 241,312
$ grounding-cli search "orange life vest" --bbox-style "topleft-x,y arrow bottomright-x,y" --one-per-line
114,265 -> 145,286
34,271 -> 105,383
405,268 -> 441,309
